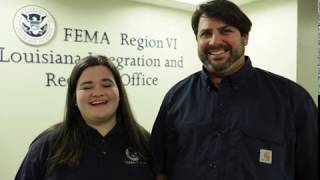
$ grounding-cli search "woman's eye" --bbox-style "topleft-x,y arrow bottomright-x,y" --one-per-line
103,84 -> 113,88
82,86 -> 92,90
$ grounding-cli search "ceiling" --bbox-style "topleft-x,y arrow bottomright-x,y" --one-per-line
127,0 -> 260,11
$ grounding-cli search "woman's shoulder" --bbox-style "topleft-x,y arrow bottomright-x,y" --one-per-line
29,126 -> 60,152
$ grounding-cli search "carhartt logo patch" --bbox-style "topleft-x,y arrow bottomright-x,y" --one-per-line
259,149 -> 272,164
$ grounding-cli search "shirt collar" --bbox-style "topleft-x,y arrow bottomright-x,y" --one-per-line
83,117 -> 124,139
200,56 -> 253,90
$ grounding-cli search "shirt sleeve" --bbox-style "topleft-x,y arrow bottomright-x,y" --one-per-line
15,137 -> 49,180
293,89 -> 318,180
151,96 -> 170,176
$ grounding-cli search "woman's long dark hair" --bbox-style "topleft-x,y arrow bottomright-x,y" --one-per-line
37,55 -> 150,175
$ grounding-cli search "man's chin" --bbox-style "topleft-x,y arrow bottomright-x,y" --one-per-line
208,60 -> 227,70
204,64 -> 227,75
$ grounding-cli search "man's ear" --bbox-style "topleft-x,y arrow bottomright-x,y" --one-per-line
242,33 -> 249,46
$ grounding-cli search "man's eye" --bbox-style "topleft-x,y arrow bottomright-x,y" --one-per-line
222,29 -> 233,34
199,31 -> 211,37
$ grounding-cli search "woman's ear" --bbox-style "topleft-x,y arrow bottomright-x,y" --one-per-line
73,93 -> 77,107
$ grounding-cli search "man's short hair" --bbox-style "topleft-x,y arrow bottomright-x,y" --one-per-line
191,0 -> 252,36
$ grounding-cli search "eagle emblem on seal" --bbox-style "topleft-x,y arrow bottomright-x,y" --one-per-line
21,13 -> 48,37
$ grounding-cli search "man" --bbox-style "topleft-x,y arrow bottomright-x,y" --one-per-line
151,0 -> 318,180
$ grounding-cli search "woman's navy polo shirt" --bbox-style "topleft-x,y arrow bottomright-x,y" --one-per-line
15,121 -> 154,180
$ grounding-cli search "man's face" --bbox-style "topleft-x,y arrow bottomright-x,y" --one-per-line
197,16 -> 248,76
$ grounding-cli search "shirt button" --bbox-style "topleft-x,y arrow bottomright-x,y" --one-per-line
208,162 -> 217,169
102,151 -> 107,155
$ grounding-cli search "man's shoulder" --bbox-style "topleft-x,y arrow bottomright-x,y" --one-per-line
253,67 -> 311,97
167,71 -> 202,93
255,67 -> 288,80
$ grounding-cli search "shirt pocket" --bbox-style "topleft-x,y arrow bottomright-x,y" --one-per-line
238,128 -> 293,180
168,121 -> 213,168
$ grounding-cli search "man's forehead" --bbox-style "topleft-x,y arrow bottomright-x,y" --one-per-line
198,15 -> 231,28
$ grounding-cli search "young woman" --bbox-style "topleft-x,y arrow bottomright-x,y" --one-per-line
15,55 -> 154,180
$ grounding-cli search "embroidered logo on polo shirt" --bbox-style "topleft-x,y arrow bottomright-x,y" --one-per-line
124,147 -> 147,165
259,149 -> 272,164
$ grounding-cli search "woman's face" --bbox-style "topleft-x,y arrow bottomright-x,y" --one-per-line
75,65 -> 120,128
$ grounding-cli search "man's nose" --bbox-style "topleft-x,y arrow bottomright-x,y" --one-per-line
208,33 -> 222,46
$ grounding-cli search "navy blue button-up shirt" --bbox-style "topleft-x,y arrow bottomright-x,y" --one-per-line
16,121 -> 154,180
151,56 -> 318,180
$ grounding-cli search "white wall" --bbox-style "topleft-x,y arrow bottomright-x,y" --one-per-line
297,0 -> 318,103
243,0 -> 318,104
243,0 -> 297,81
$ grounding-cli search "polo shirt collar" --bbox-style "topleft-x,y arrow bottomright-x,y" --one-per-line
200,56 -> 253,90
83,116 -> 124,139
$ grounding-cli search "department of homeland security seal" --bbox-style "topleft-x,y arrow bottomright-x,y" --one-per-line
13,5 -> 55,46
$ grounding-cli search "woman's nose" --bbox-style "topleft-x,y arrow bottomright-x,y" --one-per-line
91,87 -> 104,97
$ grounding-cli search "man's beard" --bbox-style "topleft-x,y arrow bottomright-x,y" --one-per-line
199,42 -> 245,76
